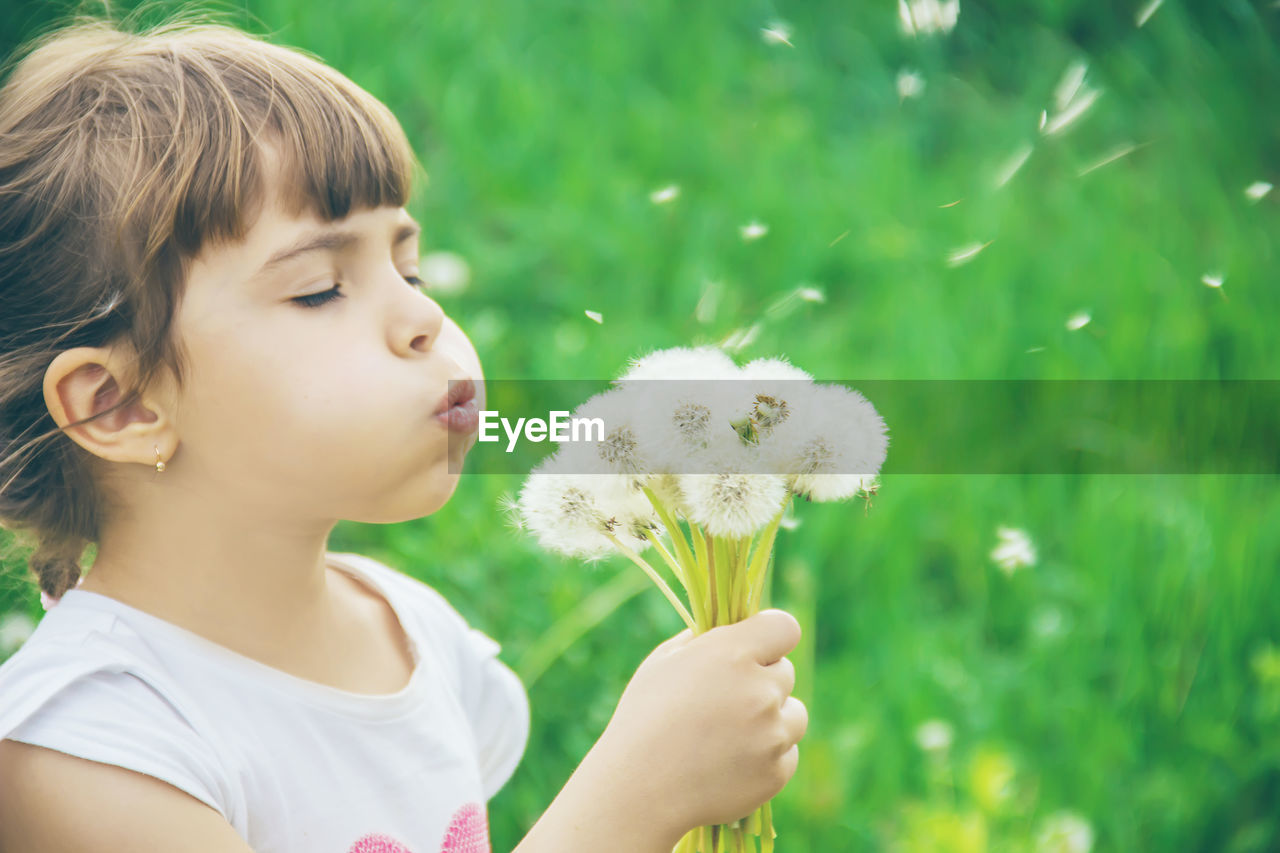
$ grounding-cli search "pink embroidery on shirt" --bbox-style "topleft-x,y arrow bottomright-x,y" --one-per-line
347,834 -> 413,853
345,804 -> 488,853
440,803 -> 489,853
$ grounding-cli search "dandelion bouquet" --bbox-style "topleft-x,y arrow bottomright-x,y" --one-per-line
510,346 -> 888,853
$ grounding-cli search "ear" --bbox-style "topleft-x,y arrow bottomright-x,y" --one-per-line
42,346 -> 178,468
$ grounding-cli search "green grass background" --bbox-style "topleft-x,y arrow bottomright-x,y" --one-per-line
2,0 -> 1278,850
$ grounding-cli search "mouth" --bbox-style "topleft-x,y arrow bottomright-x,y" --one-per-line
434,377 -> 481,435
434,377 -> 478,416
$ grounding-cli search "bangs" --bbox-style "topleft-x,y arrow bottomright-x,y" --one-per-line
145,25 -> 418,255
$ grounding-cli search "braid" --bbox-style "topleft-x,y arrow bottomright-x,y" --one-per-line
29,537 -> 87,601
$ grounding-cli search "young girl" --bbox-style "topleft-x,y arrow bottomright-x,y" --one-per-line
0,15 -> 807,853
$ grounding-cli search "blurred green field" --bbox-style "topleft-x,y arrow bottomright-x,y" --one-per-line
3,1 -> 1279,850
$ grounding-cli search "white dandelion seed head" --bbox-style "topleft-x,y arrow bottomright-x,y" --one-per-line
565,389 -> 655,476
676,449 -> 788,539
914,719 -> 955,754
991,526 -> 1037,575
1034,811 -> 1095,853
515,455 -> 656,561
650,184 -> 680,204
618,345 -> 741,382
758,384 -> 888,500
1066,310 -> 1091,331
420,251 -> 471,295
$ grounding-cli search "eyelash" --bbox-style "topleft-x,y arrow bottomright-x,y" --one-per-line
292,275 -> 427,309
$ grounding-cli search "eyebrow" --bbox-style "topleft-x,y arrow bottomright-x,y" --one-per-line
254,221 -> 422,279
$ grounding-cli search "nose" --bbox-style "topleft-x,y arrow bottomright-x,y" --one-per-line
389,274 -> 446,357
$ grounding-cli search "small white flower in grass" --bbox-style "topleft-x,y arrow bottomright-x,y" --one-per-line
761,21 -> 794,47
584,309 -> 604,324
991,526 -> 1036,575
0,611 -> 36,656
896,68 -> 925,100
740,221 -> 769,241
677,443 -> 789,538
1065,310 -> 1091,331
1201,272 -> 1224,289
1034,811 -> 1094,853
1245,181 -> 1273,202
420,251 -> 471,295
914,719 -> 954,754
650,184 -> 680,204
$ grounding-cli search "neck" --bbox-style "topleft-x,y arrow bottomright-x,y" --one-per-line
79,480 -> 342,660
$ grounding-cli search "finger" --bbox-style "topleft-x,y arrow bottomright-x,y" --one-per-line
780,695 -> 808,746
763,656 -> 796,701
723,609 -> 800,665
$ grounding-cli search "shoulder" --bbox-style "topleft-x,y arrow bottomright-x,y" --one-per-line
0,609 -> 240,829
0,738 -> 252,852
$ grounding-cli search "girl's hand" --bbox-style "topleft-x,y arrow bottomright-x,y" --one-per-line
592,609 -> 808,839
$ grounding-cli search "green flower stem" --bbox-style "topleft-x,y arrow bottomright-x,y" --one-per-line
642,526 -> 688,594
688,521 -> 712,630
760,801 -> 775,853
736,536 -> 753,619
712,535 -> 732,625
746,497 -> 790,612
602,532 -> 696,631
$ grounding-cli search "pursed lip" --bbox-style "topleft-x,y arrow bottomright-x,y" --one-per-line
433,378 -> 477,415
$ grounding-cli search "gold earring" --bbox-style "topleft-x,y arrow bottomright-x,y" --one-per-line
155,447 -> 167,473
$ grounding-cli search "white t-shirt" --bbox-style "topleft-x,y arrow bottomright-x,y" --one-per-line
0,551 -> 530,853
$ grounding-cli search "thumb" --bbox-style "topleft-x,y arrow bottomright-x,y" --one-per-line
717,609 -> 801,665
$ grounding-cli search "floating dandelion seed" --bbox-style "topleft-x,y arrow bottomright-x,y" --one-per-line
1026,346 -> 1046,354
1077,142 -> 1142,176
939,198 -> 963,208
584,309 -> 604,324
650,184 -> 680,204
764,286 -> 826,321
695,279 -> 721,325
761,21 -> 794,47
991,526 -> 1037,575
828,230 -> 850,246
1135,0 -> 1165,27
740,221 -> 769,241
946,240 -> 993,267
1035,811 -> 1095,853
896,68 -> 925,100
1038,110 -> 1048,131
721,323 -> 763,353
1065,311 -> 1091,331
993,143 -> 1033,188
1245,181 -> 1273,202
914,719 -> 955,754
420,251 -> 471,295
1201,273 -> 1224,289
1043,60 -> 1101,136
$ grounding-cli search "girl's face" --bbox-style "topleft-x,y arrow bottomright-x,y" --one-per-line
169,195 -> 483,526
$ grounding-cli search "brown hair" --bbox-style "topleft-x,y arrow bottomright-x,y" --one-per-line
0,12 -> 417,601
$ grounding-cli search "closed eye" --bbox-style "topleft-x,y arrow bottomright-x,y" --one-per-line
292,284 -> 343,308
